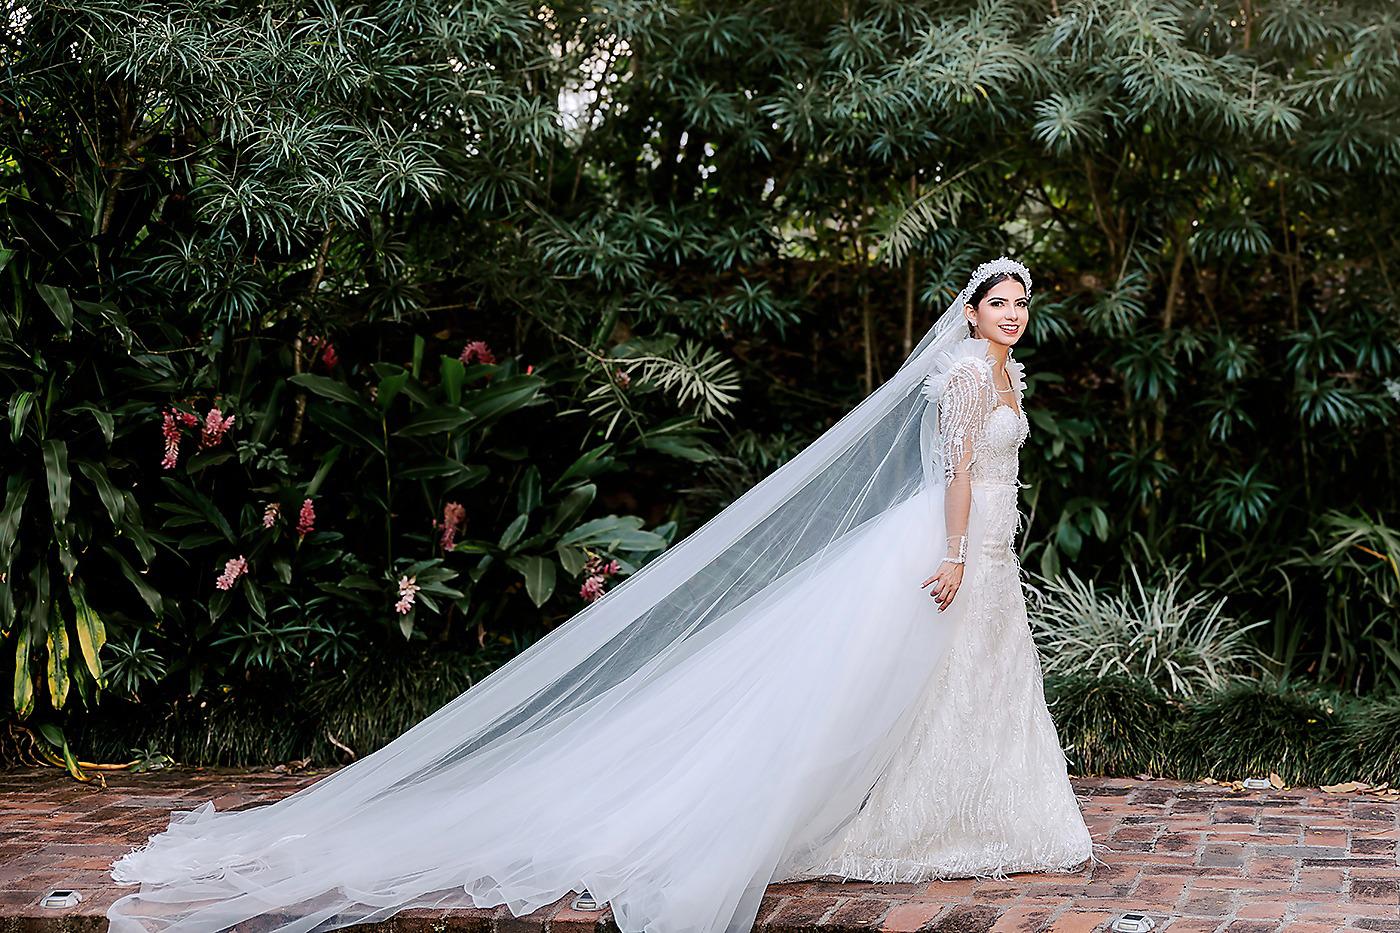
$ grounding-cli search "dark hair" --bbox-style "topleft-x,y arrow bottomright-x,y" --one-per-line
965,271 -> 1029,338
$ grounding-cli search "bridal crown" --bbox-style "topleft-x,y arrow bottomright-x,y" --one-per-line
959,256 -> 1032,305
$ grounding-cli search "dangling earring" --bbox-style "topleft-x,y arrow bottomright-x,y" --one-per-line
966,319 -> 977,338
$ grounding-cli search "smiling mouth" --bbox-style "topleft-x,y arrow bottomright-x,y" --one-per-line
998,324 -> 1019,334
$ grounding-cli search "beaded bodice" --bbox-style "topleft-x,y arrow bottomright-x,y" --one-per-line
920,337 -> 1029,488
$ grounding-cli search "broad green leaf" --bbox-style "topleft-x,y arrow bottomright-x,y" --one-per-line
397,458 -> 486,483
13,622 -> 34,718
288,373 -> 365,407
102,544 -> 163,615
46,622 -> 69,709
42,439 -> 70,525
506,555 -> 556,608
641,435 -> 714,463
377,370 -> 410,411
158,478 -> 235,543
0,578 -> 13,633
551,444 -> 616,490
394,405 -> 472,437
556,543 -> 588,576
559,515 -> 667,552
440,356 -> 465,405
245,580 -> 266,620
185,451 -> 234,475
464,376 -> 544,421
69,404 -> 114,446
75,460 -> 125,526
8,391 -> 34,444
0,475 -> 31,565
498,513 -> 528,549
545,484 -> 596,535
307,403 -> 386,455
117,492 -> 156,565
306,445 -> 343,497
35,283 -> 73,330
70,583 -> 106,684
517,465 -> 541,515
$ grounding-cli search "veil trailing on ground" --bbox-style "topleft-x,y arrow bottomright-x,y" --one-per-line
107,258 -> 1034,933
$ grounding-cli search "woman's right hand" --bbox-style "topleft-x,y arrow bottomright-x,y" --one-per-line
921,560 -> 964,613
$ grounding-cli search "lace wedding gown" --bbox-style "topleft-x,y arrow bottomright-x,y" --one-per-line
107,336 -> 1097,933
776,338 -> 1097,884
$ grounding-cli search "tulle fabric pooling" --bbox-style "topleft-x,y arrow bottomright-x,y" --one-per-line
107,480 -> 988,933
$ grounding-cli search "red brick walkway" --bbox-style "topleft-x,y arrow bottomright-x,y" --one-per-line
1,768 -> 1396,932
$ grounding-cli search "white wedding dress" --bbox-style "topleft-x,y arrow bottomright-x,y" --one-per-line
776,339 -> 1096,884
107,336 -> 1098,933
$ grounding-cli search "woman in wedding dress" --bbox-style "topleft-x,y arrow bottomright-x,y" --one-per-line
106,257 -> 1102,933
778,269 -> 1097,884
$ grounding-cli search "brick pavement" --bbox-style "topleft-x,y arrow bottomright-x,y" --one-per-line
1,768 -> 1396,933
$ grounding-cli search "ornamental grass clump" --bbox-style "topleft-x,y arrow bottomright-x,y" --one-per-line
1026,561 -> 1272,698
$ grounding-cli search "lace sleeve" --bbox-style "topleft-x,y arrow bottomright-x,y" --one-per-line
937,361 -> 989,564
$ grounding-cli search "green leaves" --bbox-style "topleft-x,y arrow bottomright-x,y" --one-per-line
69,582 -> 107,687
289,373 -> 364,406
35,283 -> 73,332
505,556 -> 556,608
42,440 -> 70,525
558,516 -> 668,553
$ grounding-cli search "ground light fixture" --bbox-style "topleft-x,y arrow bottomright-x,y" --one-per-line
572,889 -> 603,910
1110,913 -> 1156,933
1242,777 -> 1272,789
40,890 -> 82,909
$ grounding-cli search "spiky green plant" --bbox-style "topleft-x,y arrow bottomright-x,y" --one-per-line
1026,560 -> 1273,697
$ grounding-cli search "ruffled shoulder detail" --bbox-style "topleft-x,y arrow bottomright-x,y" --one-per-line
918,337 -> 993,404
1005,348 -> 1026,398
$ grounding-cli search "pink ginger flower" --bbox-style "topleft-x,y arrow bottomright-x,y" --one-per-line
436,502 -> 466,551
160,407 -> 199,470
262,502 -> 280,528
296,498 -> 316,537
308,335 -> 338,370
199,406 -> 236,449
394,575 -> 420,615
579,554 -> 621,602
580,575 -> 606,602
215,555 -> 248,590
583,554 -> 621,578
459,340 -> 496,365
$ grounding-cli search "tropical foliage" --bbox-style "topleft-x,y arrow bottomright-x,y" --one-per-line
2,0 -> 1399,771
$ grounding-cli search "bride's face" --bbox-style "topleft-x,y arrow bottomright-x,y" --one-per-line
966,277 -> 1029,350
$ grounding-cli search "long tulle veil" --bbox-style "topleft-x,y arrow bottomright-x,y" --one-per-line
107,257 -> 1034,933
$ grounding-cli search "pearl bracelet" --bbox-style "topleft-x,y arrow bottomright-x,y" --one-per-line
942,534 -> 967,565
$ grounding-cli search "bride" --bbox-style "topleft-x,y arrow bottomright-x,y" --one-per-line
106,256 -> 1102,933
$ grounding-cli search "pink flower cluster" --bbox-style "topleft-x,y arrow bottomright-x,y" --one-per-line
199,407 -> 235,449
579,553 -> 622,603
160,408 -> 199,470
459,340 -> 496,365
436,501 -> 466,551
307,335 -> 338,370
215,555 -> 248,590
262,502 -> 280,528
161,404 -> 235,469
296,498 -> 316,537
395,575 -> 420,615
